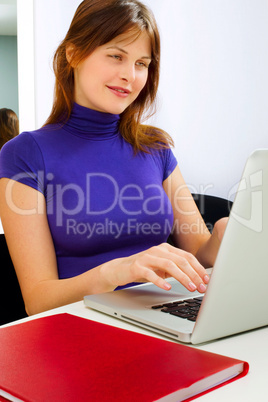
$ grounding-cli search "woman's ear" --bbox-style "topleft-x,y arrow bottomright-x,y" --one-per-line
66,45 -> 76,66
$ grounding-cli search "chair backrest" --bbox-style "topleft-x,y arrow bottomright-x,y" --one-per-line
0,234 -> 27,325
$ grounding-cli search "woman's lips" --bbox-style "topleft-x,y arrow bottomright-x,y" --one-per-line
107,86 -> 131,97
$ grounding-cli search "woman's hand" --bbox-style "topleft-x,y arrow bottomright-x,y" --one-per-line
100,242 -> 210,293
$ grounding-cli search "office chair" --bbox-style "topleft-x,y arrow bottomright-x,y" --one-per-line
0,233 -> 28,325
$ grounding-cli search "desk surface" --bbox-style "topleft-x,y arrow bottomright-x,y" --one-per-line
3,300 -> 268,401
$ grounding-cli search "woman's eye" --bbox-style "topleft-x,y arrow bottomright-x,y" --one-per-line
109,55 -> 122,61
136,61 -> 148,68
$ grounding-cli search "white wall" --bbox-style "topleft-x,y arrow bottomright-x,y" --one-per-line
17,0 -> 268,199
34,0 -> 81,128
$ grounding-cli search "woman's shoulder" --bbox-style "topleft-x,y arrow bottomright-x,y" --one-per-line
135,143 -> 178,183
0,130 -> 47,176
0,130 -> 48,192
1,123 -> 62,154
0,130 -> 43,159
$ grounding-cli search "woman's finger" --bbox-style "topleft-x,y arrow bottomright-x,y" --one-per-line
132,252 -> 208,293
147,244 -> 209,286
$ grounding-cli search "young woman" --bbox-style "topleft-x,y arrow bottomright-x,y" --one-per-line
0,0 -> 227,315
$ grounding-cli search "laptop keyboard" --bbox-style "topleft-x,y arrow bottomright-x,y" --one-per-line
151,296 -> 204,322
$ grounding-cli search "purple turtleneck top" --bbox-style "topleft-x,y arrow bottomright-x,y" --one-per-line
0,104 -> 177,285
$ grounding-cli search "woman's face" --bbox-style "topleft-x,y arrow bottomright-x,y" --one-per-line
71,31 -> 152,114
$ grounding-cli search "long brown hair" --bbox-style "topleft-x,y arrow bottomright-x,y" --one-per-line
0,108 -> 19,149
45,0 -> 174,152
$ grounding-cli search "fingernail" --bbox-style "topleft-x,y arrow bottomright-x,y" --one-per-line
164,282 -> 171,290
188,282 -> 197,291
199,283 -> 207,293
204,275 -> 210,283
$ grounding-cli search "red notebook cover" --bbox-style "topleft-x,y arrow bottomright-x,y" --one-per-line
0,313 -> 248,402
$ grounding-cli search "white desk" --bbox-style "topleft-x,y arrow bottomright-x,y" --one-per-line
4,301 -> 268,401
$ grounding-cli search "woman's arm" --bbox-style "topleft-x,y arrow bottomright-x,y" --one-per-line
0,179 -> 114,315
195,217 -> 228,267
163,165 -> 227,268
0,178 -> 210,315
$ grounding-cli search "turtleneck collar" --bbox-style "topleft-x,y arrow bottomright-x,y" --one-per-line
63,103 -> 121,140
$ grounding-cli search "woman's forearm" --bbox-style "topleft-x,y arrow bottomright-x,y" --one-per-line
24,262 -> 115,316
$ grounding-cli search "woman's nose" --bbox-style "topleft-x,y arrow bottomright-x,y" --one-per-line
120,63 -> 135,83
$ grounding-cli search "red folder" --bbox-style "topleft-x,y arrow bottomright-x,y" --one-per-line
0,313 -> 248,402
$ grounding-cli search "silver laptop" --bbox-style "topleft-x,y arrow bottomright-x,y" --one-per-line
84,149 -> 268,344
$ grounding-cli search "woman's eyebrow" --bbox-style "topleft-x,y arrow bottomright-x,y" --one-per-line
106,45 -> 151,59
